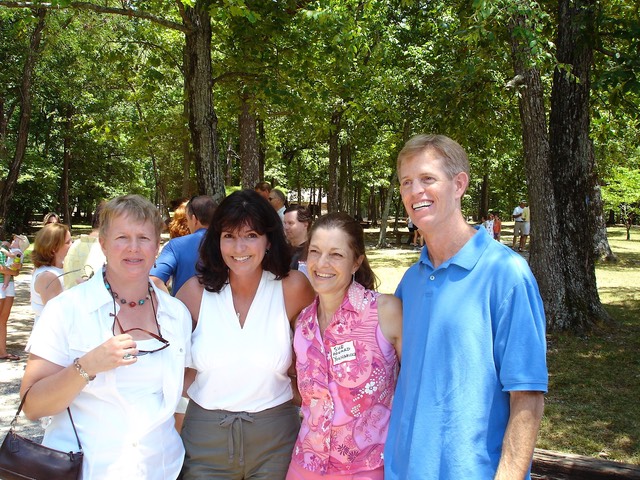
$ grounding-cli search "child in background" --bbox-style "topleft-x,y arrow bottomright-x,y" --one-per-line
493,212 -> 502,241
1,234 -> 29,289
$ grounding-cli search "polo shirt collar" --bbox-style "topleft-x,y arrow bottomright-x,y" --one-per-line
420,226 -> 491,272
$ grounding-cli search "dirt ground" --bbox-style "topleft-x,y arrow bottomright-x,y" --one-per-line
1,264 -> 44,441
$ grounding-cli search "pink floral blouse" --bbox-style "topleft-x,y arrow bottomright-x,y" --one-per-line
291,281 -> 399,475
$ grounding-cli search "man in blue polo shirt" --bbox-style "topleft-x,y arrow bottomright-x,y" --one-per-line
385,134 -> 548,479
150,195 -> 216,296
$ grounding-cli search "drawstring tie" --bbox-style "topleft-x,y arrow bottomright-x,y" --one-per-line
219,412 -> 254,465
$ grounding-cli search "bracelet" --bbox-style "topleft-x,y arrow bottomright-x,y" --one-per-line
73,357 -> 96,383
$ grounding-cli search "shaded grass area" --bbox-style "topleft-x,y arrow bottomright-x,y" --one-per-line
365,226 -> 640,464
539,228 -> 640,464
539,301 -> 640,463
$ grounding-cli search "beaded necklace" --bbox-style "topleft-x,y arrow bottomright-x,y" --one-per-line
102,270 -> 152,308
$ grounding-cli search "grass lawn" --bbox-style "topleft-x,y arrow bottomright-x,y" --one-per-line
365,225 -> 640,464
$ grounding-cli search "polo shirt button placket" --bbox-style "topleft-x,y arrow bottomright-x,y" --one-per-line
429,275 -> 435,281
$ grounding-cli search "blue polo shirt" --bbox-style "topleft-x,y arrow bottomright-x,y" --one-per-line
150,228 -> 206,296
384,227 -> 548,480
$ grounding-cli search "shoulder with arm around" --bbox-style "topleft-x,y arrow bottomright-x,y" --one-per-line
175,276 -> 204,330
34,269 -> 63,299
282,270 -> 315,325
376,293 -> 403,360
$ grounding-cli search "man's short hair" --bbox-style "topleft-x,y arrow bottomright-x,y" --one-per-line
270,189 -> 286,204
397,134 -> 470,180
187,195 -> 217,227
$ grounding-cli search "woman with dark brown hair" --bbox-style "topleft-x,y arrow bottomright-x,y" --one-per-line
178,189 -> 314,479
287,212 -> 402,479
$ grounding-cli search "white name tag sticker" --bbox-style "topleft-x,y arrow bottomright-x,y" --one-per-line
330,341 -> 357,365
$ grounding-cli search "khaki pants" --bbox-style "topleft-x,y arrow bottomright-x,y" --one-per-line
180,400 -> 300,480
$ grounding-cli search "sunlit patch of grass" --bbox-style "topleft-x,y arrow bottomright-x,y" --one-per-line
366,248 -> 420,294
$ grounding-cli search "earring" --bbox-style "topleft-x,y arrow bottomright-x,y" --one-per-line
352,272 -> 355,283
265,248 -> 270,254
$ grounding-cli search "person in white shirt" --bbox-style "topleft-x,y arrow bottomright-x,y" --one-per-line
20,195 -> 191,480
512,200 -> 526,251
268,188 -> 287,221
177,189 -> 314,479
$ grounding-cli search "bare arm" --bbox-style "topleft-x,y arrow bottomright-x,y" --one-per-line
35,271 -> 64,305
376,294 -> 402,361
175,277 -> 202,399
175,276 -> 203,331
494,391 -> 545,480
150,275 -> 170,295
283,270 -> 315,327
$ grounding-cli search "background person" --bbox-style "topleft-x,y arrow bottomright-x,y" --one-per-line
268,188 -> 287,221
168,200 -> 191,239
177,189 -> 314,480
482,213 -> 494,237
385,134 -> 547,480
20,194 -> 192,479
493,212 -> 502,241
286,212 -> 402,480
0,250 -> 20,361
63,203 -> 106,289
512,200 -> 526,251
29,223 -> 72,336
150,195 -> 217,296
283,205 -> 312,273
521,202 -> 531,251
254,181 -> 272,201
43,212 -> 60,225
1,234 -> 29,290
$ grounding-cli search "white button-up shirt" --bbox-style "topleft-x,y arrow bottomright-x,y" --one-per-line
29,272 -> 191,479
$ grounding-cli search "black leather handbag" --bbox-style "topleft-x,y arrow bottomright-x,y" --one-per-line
0,389 -> 83,480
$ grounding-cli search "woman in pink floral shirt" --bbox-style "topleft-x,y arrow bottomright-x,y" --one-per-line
287,212 -> 402,480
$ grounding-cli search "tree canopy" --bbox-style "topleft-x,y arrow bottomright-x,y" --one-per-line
1,0 -> 639,331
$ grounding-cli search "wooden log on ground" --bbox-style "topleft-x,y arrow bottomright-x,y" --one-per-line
532,448 -> 640,479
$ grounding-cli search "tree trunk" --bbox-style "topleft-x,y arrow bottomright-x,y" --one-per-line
239,92 -> 260,189
592,183 -> 616,261
327,109 -> 341,213
258,118 -> 265,181
0,98 -> 15,162
377,174 -> 397,248
224,136 -> 234,186
508,14 -> 567,331
547,0 -> 610,330
478,171 -> 489,220
61,105 -> 72,226
0,8 -> 46,237
339,142 -> 349,211
181,77 -> 192,198
183,2 -> 225,203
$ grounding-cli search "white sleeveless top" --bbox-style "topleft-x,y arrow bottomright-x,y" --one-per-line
188,270 -> 293,412
30,265 -> 64,319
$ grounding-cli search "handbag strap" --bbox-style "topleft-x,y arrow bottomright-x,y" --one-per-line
11,387 -> 83,451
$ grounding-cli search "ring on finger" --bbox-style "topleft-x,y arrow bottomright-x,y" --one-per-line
123,353 -> 134,360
